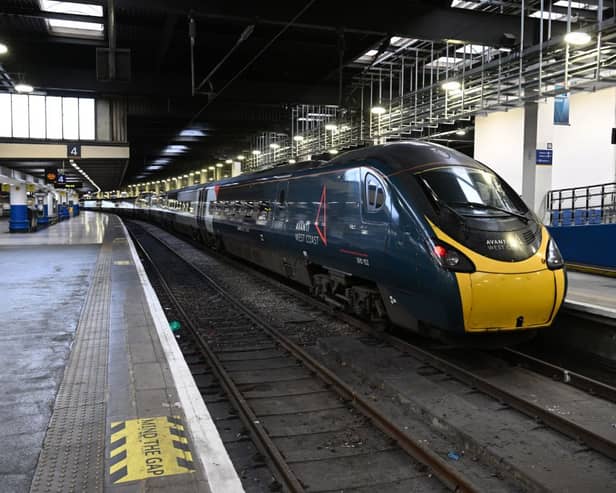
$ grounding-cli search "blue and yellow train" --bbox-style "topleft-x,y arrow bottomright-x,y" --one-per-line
111,141 -> 567,343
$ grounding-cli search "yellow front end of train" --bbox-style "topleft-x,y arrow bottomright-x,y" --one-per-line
432,224 -> 566,332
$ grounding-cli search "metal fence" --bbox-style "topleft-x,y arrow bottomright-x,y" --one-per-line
547,182 -> 616,226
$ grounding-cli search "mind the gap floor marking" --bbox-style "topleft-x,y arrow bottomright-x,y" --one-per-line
109,415 -> 195,484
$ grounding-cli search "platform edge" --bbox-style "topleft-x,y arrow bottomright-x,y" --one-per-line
119,218 -> 245,493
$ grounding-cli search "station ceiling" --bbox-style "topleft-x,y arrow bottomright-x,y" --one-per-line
0,0 -> 596,189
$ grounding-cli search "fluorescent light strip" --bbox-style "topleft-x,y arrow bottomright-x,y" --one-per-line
40,1 -> 103,17
48,19 -> 104,31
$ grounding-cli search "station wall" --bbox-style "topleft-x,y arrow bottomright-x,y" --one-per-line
474,107 -> 525,193
474,86 -> 616,220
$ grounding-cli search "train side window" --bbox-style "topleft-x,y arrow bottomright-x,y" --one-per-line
278,189 -> 286,206
365,173 -> 385,212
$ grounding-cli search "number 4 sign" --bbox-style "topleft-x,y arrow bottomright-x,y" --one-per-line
67,144 -> 81,157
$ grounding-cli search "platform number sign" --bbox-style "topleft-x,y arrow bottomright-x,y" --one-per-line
67,144 -> 81,158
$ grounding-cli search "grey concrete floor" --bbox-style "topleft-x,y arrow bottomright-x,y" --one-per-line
0,244 -> 100,493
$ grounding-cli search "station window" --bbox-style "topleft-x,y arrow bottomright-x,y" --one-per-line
0,93 -> 96,141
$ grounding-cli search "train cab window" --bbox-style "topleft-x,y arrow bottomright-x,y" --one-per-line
365,173 -> 385,212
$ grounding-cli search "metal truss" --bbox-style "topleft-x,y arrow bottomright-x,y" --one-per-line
243,3 -> 616,172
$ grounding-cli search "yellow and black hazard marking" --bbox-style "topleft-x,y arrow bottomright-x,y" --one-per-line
109,416 -> 195,484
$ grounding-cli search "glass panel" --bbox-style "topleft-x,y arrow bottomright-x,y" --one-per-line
78,98 -> 95,140
0,93 -> 11,137
12,94 -> 29,138
29,95 -> 46,139
46,96 -> 63,139
417,166 -> 527,215
62,97 -> 79,139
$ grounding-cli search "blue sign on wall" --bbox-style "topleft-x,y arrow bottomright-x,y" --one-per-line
536,149 -> 553,165
554,88 -> 570,125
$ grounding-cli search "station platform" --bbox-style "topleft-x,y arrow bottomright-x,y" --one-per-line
564,271 -> 616,320
0,211 -> 243,493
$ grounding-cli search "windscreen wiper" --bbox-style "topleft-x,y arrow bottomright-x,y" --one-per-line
448,201 -> 529,224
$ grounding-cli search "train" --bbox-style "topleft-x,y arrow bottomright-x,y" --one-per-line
101,141 -> 567,344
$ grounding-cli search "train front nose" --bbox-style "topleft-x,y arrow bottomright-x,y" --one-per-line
456,269 -> 565,331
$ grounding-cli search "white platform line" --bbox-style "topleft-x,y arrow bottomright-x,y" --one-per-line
120,219 -> 245,493
564,299 -> 616,319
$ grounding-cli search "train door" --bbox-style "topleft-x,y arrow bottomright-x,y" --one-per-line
358,168 -> 390,274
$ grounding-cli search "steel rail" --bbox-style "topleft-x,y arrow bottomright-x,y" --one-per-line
332,311 -> 616,463
129,222 -> 481,493
129,229 -> 306,493
152,224 -> 616,464
502,347 -> 616,404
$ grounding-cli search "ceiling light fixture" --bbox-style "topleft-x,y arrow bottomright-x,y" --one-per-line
269,143 -> 280,149
225,159 -> 232,164
564,31 -> 591,45
370,105 -> 387,115
325,124 -> 338,131
293,135 -> 304,142
15,83 -> 34,93
208,166 -> 215,170
289,159 -> 297,164
329,149 -> 339,155
237,155 -> 245,160
0,43 -> 8,55
216,163 -> 224,168
252,150 -> 261,155
455,129 -> 467,136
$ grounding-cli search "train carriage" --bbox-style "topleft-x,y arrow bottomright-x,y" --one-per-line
119,141 -> 567,343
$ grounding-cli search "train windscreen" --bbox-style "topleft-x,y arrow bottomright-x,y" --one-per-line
415,166 -> 528,217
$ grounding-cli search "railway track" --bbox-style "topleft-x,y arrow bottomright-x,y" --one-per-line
126,218 -> 616,492
127,222 -> 486,493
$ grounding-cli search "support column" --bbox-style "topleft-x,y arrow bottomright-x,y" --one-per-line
188,173 -> 194,186
37,192 -> 49,226
200,169 -> 207,184
58,191 -> 69,221
72,192 -> 80,216
9,184 -> 29,233
522,103 -> 538,211
47,192 -> 56,223
232,162 -> 242,177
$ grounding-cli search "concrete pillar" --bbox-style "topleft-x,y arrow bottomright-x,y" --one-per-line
200,170 -> 207,184
188,173 -> 194,186
522,103 -> 538,211
154,182 -> 160,194
232,162 -> 242,177
37,192 -> 49,226
215,167 -> 222,180
47,192 -> 56,221
9,184 -> 29,232
71,192 -> 80,216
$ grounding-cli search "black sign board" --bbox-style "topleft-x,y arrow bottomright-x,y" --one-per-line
55,182 -> 83,189
67,144 -> 81,158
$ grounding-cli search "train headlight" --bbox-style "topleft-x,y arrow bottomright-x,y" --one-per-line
546,239 -> 564,270
433,242 -> 475,273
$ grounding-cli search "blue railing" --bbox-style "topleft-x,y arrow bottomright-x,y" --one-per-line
547,182 -> 616,227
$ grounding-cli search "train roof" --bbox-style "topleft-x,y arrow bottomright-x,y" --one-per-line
328,141 -> 485,174
171,141 -> 486,194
